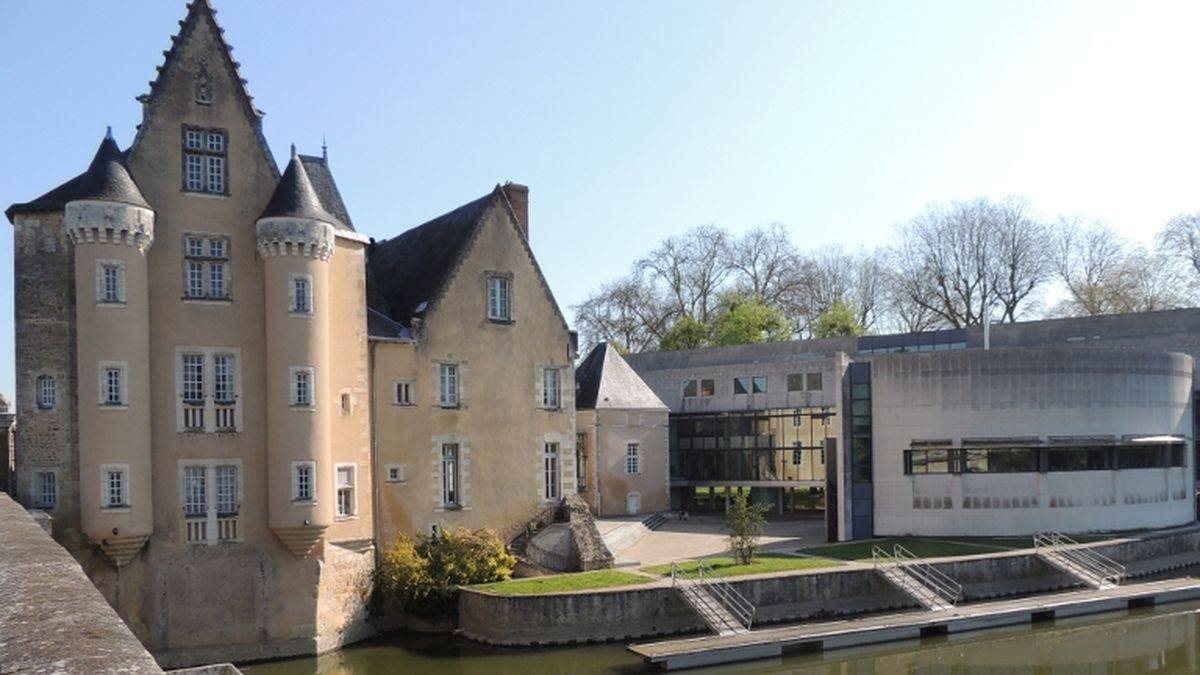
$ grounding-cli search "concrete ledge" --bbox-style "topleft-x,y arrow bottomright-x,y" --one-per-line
0,493 -> 162,674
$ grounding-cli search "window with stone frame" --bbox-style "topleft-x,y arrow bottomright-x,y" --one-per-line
541,367 -> 561,409
441,444 -> 459,507
293,462 -> 315,502
291,367 -> 314,408
102,365 -> 125,406
35,471 -> 57,509
487,274 -> 512,321
439,364 -> 459,408
394,380 -> 414,406
103,466 -> 129,508
183,233 -> 231,300
36,375 -> 56,410
98,261 -> 124,304
543,442 -> 561,500
182,126 -> 227,194
626,442 -> 641,475
336,464 -> 356,518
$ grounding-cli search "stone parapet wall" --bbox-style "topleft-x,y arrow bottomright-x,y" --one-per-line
566,495 -> 614,571
0,493 -> 162,673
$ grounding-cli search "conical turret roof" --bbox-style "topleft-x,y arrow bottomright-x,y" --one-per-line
5,130 -> 150,222
258,153 -> 339,225
74,131 -> 151,209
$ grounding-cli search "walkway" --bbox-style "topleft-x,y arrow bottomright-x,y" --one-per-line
629,577 -> 1200,670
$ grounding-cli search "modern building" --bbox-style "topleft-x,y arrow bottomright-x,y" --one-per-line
574,342 -> 670,516
626,309 -> 1200,541
6,0 -> 578,666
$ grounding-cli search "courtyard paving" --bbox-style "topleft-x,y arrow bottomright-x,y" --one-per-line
598,514 -> 827,567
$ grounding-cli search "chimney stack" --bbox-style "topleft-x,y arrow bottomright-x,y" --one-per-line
501,182 -> 529,240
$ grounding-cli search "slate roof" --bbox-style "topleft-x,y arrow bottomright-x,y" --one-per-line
575,342 -> 669,411
366,190 -> 495,329
299,154 -> 354,230
6,132 -> 149,223
260,154 -> 338,225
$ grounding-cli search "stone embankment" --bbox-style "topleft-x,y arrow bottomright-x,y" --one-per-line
460,524 -> 1200,646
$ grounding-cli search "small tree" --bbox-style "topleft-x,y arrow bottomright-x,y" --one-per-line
659,314 -> 708,350
711,296 -> 793,346
811,300 -> 866,338
726,492 -> 770,565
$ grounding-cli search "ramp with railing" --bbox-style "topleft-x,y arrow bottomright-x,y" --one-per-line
872,544 -> 962,611
1034,532 -> 1125,590
670,560 -> 755,636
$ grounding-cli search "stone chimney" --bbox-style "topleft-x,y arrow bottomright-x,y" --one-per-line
501,182 -> 529,240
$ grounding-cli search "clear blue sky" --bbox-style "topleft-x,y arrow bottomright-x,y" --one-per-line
2,1 -> 1199,401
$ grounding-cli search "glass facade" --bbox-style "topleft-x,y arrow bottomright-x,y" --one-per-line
670,407 -> 834,483
905,443 -> 1187,474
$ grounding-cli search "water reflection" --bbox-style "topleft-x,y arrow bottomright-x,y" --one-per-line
243,603 -> 1200,674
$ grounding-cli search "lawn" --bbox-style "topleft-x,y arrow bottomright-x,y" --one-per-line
471,570 -> 654,595
642,553 -> 842,578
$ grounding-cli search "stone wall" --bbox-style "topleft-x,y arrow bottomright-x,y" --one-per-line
565,495 -> 613,571
0,492 -> 161,673
459,525 -> 1200,646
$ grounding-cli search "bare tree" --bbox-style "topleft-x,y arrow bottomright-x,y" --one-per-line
572,273 -> 673,353
892,198 -> 1050,327
1053,217 -> 1128,316
637,225 -> 731,324
724,223 -> 806,306
1158,212 -> 1200,276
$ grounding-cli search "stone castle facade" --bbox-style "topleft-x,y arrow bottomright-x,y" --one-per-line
5,1 -> 668,666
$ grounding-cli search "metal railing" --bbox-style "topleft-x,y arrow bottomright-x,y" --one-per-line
1034,532 -> 1125,588
873,544 -> 963,609
671,559 -> 756,633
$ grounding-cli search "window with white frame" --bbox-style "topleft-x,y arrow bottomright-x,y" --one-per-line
626,442 -> 641,475
36,375 -> 56,410
101,364 -> 125,406
183,127 -> 227,194
336,465 -> 356,518
293,462 -> 315,502
182,354 -> 205,402
183,234 -> 230,300
291,367 -> 314,407
541,367 -> 561,409
216,465 -> 238,515
102,466 -> 128,508
213,354 -> 235,403
543,442 -> 560,501
394,381 -> 413,406
35,471 -> 56,509
290,275 -> 312,315
98,261 -> 124,304
441,444 -> 459,507
183,465 -> 206,517
487,275 -> 512,321
439,364 -> 459,408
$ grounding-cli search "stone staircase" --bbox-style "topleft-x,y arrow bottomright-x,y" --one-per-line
1034,532 -> 1125,590
671,559 -> 755,636
872,544 -> 962,612
642,512 -> 669,531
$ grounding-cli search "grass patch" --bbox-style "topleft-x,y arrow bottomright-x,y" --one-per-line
471,570 -> 653,595
642,553 -> 842,578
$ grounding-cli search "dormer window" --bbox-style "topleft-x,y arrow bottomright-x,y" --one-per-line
183,126 -> 227,195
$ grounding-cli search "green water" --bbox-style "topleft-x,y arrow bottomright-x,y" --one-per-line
243,601 -> 1200,674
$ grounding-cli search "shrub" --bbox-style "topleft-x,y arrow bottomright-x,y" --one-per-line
379,527 -> 516,616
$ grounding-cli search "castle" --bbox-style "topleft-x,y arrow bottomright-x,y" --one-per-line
5,1 -> 669,666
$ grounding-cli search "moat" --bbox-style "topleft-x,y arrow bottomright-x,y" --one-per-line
244,598 -> 1200,674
